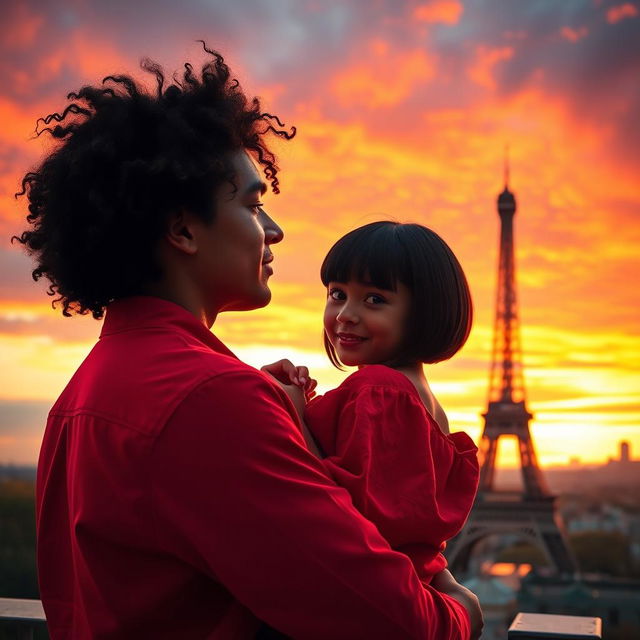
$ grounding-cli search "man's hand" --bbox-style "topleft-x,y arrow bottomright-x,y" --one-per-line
261,359 -> 317,402
431,570 -> 484,640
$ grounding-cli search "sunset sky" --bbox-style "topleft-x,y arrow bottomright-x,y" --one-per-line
0,0 -> 638,469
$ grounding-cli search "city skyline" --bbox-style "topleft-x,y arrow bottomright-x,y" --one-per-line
1,0 -> 639,466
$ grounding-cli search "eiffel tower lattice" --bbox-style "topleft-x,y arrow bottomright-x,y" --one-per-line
445,160 -> 577,576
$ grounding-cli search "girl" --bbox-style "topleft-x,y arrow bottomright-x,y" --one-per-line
267,220 -> 480,586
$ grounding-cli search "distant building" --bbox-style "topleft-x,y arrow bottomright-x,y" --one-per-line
628,513 -> 640,563
518,573 -> 640,638
602,447 -> 640,485
620,441 -> 630,463
567,504 -> 629,535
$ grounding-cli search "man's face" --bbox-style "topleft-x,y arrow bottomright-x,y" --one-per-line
193,150 -> 283,315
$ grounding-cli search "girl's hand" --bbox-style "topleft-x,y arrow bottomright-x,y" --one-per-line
260,360 -> 322,457
260,359 -> 317,401
431,570 -> 484,640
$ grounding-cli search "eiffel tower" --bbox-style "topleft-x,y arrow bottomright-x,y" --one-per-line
446,158 -> 577,576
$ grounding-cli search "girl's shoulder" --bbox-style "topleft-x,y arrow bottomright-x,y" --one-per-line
341,364 -> 418,397
306,365 -> 418,415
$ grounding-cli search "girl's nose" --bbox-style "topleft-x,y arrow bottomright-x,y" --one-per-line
336,303 -> 359,324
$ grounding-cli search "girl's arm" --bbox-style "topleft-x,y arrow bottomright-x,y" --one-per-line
431,570 -> 484,640
261,359 -> 322,457
277,383 -> 322,457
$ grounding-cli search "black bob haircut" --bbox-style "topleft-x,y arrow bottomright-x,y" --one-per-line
12,41 -> 295,320
320,221 -> 473,369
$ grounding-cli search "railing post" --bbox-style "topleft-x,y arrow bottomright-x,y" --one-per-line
0,598 -> 47,639
508,612 -> 602,639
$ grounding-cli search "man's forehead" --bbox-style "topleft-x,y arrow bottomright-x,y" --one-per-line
219,150 -> 267,197
234,150 -> 267,194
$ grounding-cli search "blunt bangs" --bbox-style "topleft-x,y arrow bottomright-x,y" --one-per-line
320,222 -> 409,291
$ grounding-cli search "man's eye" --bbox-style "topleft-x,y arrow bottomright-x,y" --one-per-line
329,288 -> 345,301
365,294 -> 386,304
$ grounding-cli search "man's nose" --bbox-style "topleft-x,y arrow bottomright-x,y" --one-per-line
260,209 -> 284,245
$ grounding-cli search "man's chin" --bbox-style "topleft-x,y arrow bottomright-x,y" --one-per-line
220,289 -> 272,313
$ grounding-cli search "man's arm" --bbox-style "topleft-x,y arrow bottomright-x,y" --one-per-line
150,370 -> 471,640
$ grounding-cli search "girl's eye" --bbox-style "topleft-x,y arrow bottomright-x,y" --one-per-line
249,203 -> 264,214
365,294 -> 386,304
328,288 -> 345,301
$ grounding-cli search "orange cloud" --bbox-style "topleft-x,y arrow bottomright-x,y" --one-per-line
2,4 -> 640,467
3,4 -> 44,48
560,26 -> 589,42
0,97 -> 43,145
467,46 -> 514,90
25,33 -> 132,99
255,83 -> 286,108
413,0 -> 464,25
70,33 -> 133,80
332,44 -> 436,108
606,3 -> 639,23
0,98 -> 48,231
1,173 -> 27,232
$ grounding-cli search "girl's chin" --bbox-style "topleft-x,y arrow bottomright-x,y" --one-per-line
338,353 -> 392,368
335,344 -> 391,367
337,352 -> 378,367
335,351 -> 363,367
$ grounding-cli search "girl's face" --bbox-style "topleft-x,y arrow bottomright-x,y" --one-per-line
324,279 -> 411,367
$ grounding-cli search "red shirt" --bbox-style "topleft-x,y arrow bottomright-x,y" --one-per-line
36,296 -> 471,640
305,366 -> 480,583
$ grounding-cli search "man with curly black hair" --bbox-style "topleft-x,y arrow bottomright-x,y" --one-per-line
13,44 -> 477,639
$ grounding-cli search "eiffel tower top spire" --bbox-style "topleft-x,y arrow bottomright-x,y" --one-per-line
498,146 -> 516,221
504,143 -> 510,188
489,154 -> 525,404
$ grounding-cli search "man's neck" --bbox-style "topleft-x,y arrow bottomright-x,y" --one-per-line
140,280 -> 217,329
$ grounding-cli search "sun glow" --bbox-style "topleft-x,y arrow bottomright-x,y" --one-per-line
0,4 -> 638,467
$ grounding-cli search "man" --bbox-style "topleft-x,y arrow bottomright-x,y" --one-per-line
14,43 -> 481,639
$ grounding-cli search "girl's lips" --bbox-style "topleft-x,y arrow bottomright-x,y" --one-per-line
337,333 -> 367,348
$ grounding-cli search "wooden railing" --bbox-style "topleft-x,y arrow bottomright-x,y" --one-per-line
0,598 -> 47,639
508,612 -> 602,638
1,598 -> 603,639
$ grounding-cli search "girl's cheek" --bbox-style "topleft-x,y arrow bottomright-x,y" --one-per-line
323,307 -> 335,329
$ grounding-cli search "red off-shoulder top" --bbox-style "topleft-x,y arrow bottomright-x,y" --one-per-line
305,365 -> 480,583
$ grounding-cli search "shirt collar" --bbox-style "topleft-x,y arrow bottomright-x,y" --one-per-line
100,296 -> 236,358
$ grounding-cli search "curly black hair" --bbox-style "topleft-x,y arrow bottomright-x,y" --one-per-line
11,41 -> 295,319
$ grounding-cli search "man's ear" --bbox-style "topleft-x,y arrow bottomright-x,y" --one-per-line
165,210 -> 199,255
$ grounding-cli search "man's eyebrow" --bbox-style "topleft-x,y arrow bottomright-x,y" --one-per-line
244,179 -> 267,196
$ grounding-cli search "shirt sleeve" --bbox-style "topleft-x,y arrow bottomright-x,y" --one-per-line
149,370 -> 470,640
